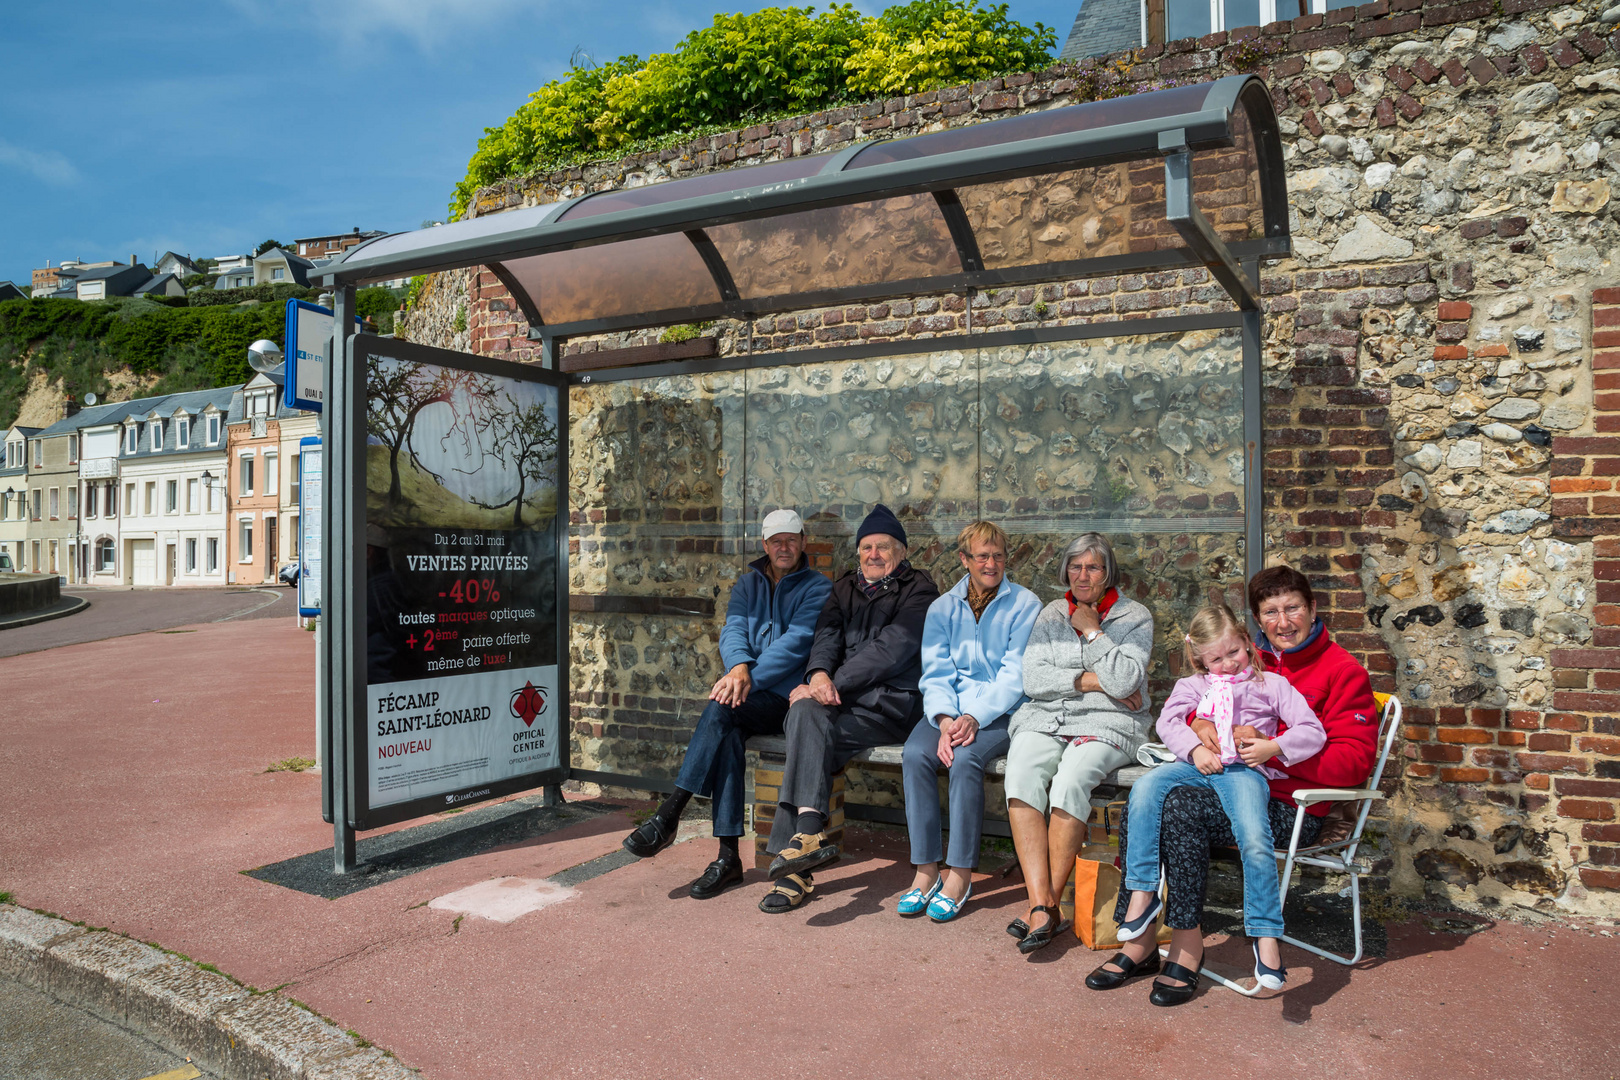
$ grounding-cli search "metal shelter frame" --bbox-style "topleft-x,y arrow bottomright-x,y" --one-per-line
313,74 -> 1291,870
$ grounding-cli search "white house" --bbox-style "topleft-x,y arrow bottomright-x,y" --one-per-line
77,387 -> 234,587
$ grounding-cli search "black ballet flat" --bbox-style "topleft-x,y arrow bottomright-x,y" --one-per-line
1085,949 -> 1161,990
1017,906 -> 1063,954
1006,917 -> 1029,941
1148,960 -> 1202,1006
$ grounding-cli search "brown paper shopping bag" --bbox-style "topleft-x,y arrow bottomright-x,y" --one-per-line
1069,846 -> 1174,951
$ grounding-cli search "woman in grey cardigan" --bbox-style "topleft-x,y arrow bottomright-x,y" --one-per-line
1004,533 -> 1154,953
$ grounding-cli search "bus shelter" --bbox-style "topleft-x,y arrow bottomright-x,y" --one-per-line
312,74 -> 1291,869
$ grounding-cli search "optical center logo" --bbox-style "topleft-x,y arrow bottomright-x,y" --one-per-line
510,681 -> 548,727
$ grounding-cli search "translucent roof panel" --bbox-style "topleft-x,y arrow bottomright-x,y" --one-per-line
705,193 -> 958,300
320,75 -> 1287,336
846,83 -> 1218,169
558,156 -> 834,219
499,233 -> 721,325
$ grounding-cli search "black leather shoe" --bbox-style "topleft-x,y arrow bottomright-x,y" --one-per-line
1149,960 -> 1202,1006
622,815 -> 677,858
1085,950 -> 1161,990
689,855 -> 745,899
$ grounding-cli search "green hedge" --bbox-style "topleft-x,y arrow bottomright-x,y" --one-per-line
450,1 -> 1054,218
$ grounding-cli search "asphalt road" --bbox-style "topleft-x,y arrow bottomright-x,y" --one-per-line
0,973 -> 218,1080
0,586 -> 295,658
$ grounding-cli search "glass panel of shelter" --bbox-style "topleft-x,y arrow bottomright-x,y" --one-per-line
569,328 -> 1247,783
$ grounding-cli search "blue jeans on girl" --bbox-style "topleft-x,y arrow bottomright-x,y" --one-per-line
1122,760 -> 1283,938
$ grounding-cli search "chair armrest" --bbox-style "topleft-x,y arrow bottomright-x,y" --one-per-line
1291,788 -> 1380,806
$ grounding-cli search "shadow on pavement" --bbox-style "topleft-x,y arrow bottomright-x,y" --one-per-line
245,794 -> 622,899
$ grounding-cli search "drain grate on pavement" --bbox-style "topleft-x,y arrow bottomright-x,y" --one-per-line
244,796 -> 622,899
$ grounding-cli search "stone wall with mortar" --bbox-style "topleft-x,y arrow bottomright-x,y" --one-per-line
399,0 -> 1620,917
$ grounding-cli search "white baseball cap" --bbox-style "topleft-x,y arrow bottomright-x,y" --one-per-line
760,508 -> 804,540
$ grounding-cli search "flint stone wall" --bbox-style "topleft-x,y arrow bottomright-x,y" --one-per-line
400,1 -> 1620,916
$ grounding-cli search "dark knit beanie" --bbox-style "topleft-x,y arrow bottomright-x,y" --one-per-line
855,503 -> 907,549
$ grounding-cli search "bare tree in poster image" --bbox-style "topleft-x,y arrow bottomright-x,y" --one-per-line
464,389 -> 557,527
365,357 -> 494,505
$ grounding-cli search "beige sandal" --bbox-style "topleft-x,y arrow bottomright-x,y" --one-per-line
759,872 -> 814,913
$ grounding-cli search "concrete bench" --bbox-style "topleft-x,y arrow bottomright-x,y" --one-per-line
745,735 -> 1152,870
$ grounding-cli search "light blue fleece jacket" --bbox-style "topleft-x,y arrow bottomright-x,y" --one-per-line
717,554 -> 833,700
919,575 -> 1043,729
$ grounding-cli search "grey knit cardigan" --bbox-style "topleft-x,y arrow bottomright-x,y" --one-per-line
1006,594 -> 1155,755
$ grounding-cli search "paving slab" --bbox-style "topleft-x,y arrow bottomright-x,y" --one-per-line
1,615 -> 1617,1080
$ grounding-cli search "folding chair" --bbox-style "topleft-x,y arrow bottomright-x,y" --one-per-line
1178,692 -> 1403,996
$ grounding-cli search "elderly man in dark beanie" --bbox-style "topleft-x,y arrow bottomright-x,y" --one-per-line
759,503 -> 939,914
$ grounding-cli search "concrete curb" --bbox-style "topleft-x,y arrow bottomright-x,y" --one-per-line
0,594 -> 90,632
0,903 -> 415,1080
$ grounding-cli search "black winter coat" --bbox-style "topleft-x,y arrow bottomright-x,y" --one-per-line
805,562 -> 940,725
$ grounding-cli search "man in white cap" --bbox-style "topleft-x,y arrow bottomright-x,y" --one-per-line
621,508 -> 831,899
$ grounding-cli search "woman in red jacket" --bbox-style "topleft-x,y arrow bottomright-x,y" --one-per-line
1086,564 -> 1379,1005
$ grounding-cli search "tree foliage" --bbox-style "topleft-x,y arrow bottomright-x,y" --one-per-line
449,1 -> 1054,218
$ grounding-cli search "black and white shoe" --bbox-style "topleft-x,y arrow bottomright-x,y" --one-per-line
1252,939 -> 1287,990
1115,892 -> 1162,941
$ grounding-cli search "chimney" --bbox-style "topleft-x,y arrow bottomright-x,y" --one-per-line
64,396 -> 81,418
352,226 -> 359,235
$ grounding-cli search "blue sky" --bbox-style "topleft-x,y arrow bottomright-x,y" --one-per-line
0,1 -> 1081,289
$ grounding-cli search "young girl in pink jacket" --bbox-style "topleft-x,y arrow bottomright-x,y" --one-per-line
1113,603 -> 1325,992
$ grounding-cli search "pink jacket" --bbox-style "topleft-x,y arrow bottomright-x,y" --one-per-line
1156,670 -> 1326,771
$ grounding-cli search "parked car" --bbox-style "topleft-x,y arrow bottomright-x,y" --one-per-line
278,562 -> 299,586
0,551 -> 13,571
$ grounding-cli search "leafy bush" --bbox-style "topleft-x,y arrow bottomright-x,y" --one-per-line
449,1 -> 1054,218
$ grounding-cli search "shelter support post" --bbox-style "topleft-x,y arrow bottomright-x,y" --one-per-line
1161,138 -> 1259,313
1241,256 -> 1264,584
325,283 -> 359,873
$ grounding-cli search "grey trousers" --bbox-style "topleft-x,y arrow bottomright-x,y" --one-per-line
901,718 -> 1012,869
769,697 -> 916,854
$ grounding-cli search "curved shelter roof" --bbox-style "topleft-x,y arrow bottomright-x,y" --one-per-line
317,75 -> 1288,338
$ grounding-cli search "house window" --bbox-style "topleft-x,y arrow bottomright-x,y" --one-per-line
272,268 -> 285,281
125,426 -> 138,454
107,482 -> 117,518
124,483 -> 135,515
48,487 -> 59,520
32,440 -> 42,467
144,481 -> 156,516
166,479 -> 178,513
96,538 -> 115,572
187,478 -> 199,513
239,519 -> 253,561
68,435 -> 78,463
265,452 -> 278,497
151,420 -> 163,451
239,454 -> 254,497
84,484 -> 96,518
207,414 -> 220,444
31,489 -> 41,520
186,538 -> 197,573
1161,0 -> 1306,40
207,537 -> 219,572
289,515 -> 299,558
68,486 -> 78,519
177,421 -> 189,449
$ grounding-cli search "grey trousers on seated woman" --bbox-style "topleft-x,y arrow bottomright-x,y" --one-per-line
901,718 -> 1012,870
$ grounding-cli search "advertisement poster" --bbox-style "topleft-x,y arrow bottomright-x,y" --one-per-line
355,338 -> 564,824
298,438 -> 321,617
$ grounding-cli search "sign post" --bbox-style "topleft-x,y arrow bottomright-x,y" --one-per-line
325,334 -> 567,852
285,299 -> 358,412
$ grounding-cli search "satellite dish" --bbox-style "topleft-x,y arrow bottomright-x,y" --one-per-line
247,339 -> 284,373
84,392 -> 98,406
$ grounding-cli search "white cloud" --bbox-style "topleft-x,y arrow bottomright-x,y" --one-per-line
0,138 -> 80,186
226,0 -> 539,51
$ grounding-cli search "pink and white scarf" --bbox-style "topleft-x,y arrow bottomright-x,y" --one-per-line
1195,671 -> 1246,766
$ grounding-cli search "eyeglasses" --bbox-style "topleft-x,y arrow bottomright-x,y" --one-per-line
1258,603 -> 1310,622
1068,562 -> 1107,576
965,551 -> 1007,564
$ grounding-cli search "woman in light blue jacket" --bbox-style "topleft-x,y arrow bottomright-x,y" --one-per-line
897,520 -> 1042,922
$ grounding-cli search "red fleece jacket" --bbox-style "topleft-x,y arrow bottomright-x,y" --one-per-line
1263,629 -> 1379,815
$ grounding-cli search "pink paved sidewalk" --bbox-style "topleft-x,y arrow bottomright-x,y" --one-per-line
2,618 -> 1616,1079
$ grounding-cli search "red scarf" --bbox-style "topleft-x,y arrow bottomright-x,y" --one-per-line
1066,587 -> 1118,638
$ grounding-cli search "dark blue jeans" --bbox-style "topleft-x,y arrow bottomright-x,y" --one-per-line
674,690 -> 790,837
